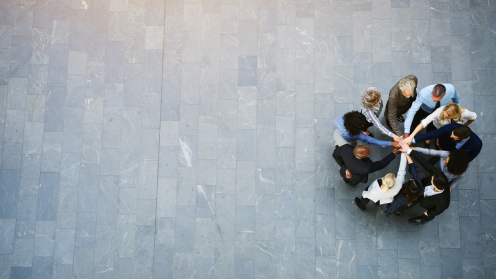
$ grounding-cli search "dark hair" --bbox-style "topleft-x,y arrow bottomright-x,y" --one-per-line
447,149 -> 469,176
453,126 -> 471,139
400,180 -> 422,205
343,111 -> 366,136
432,84 -> 446,98
432,172 -> 449,190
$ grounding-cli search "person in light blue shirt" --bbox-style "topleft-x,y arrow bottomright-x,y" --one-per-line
333,111 -> 399,148
403,84 -> 460,138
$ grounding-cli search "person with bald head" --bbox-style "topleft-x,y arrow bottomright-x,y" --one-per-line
333,144 -> 400,187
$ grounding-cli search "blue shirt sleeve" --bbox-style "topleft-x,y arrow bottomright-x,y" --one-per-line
452,87 -> 460,104
404,98 -> 423,134
356,133 -> 392,147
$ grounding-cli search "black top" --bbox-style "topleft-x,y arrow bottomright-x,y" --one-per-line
332,144 -> 396,185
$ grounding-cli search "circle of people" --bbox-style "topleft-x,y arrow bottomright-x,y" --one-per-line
332,75 -> 482,225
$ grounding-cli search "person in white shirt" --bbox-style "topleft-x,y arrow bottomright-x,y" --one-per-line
402,103 -> 477,146
355,154 -> 407,210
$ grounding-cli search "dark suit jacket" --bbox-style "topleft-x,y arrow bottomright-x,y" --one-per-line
409,151 -> 450,221
384,75 -> 418,136
332,144 -> 396,185
413,123 -> 482,162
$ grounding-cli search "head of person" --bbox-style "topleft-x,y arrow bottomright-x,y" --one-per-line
361,87 -> 382,109
353,145 -> 371,159
445,149 -> 469,176
450,126 -> 471,143
343,111 -> 367,136
400,179 -> 421,205
399,77 -> 416,98
432,84 -> 446,102
380,173 -> 396,193
440,103 -> 465,123
431,172 -> 449,191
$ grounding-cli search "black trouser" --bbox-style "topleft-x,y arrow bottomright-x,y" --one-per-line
357,186 -> 380,208
395,200 -> 419,214
410,108 -> 431,134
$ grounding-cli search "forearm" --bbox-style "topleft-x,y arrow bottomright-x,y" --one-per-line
409,123 -> 424,138
358,133 -> 392,147
464,120 -> 474,126
364,110 -> 394,137
413,147 -> 450,158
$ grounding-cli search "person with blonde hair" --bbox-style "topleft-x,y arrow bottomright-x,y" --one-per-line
355,153 -> 407,210
402,103 -> 477,146
360,87 -> 402,142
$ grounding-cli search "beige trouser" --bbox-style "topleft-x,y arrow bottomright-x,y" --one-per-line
333,129 -> 357,147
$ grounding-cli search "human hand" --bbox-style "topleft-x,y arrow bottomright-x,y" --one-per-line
436,138 -> 440,146
403,133 -> 410,139
391,141 -> 400,148
392,134 -> 401,142
399,141 -> 410,152
423,210 -> 428,216
393,148 -> 401,154
399,136 -> 413,146
345,169 -> 352,179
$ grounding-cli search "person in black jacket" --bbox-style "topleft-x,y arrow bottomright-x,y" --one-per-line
402,123 -> 482,162
402,146 -> 451,225
332,144 -> 399,187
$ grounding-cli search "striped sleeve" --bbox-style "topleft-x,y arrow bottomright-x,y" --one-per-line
364,109 -> 394,137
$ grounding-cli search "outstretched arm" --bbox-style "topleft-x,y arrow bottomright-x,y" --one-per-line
404,98 -> 423,134
409,150 -> 442,176
356,133 -> 393,148
413,124 -> 452,144
412,147 -> 450,158
405,154 -> 424,188
363,109 -> 395,138
395,153 -> 408,186
368,152 -> 396,173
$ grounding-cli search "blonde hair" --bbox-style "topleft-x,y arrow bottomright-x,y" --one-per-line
398,78 -> 415,93
439,103 -> 466,124
361,87 -> 382,109
381,173 -> 396,193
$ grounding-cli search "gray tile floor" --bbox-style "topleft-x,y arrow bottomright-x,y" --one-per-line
0,0 -> 495,278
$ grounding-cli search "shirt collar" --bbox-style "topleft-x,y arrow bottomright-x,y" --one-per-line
424,185 -> 444,198
456,136 -> 470,149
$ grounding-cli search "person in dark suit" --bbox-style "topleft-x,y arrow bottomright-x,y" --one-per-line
384,75 -> 418,136
332,144 -> 399,187
407,123 -> 482,162
404,150 -> 450,225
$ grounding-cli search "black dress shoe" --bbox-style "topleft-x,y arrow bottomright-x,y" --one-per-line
354,198 -> 365,211
408,217 -> 426,225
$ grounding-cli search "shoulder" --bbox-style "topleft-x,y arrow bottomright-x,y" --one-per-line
469,133 -> 483,146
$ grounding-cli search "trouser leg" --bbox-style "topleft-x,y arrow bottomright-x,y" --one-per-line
410,109 -> 431,134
